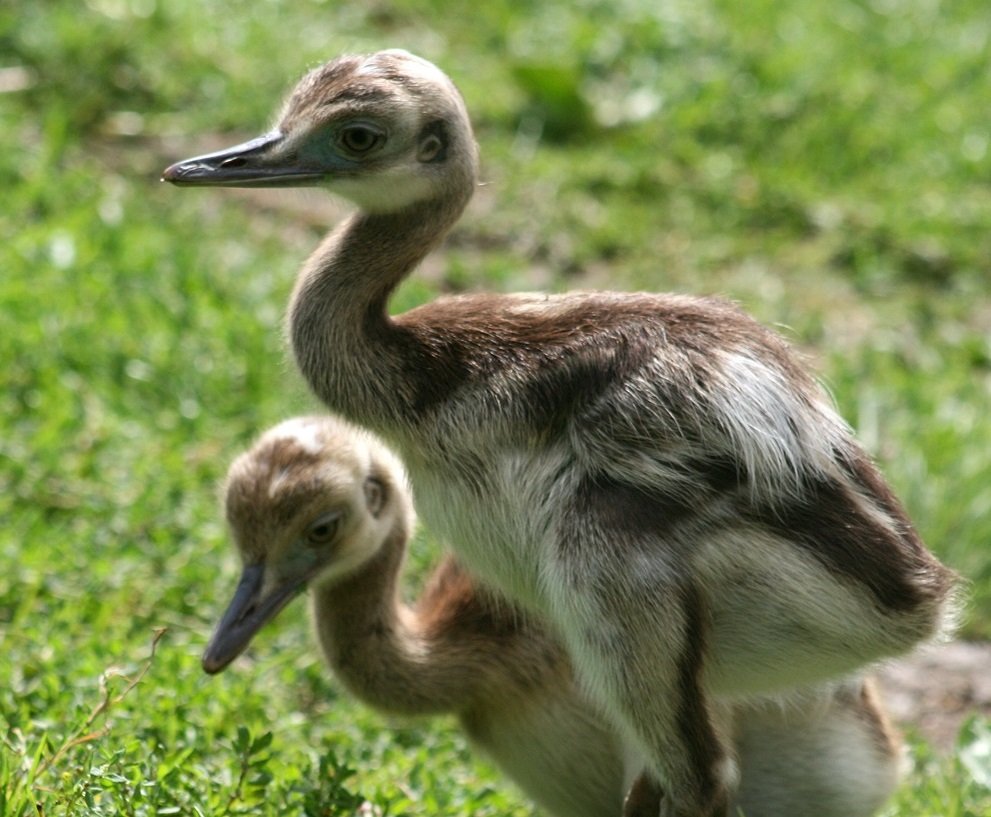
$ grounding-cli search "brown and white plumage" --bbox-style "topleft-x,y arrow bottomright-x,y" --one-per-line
205,415 -> 902,817
166,50 -> 956,816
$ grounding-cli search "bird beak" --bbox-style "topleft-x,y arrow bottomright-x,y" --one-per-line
162,131 -> 325,187
201,563 -> 307,674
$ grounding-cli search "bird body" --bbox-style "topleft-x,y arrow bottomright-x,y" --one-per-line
166,50 -> 956,816
207,416 -> 901,817
292,268 -> 948,689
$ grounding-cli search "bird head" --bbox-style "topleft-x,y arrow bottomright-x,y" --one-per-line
202,416 -> 411,674
162,49 -> 479,213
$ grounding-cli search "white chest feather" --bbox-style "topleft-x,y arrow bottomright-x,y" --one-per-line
400,438 -> 571,613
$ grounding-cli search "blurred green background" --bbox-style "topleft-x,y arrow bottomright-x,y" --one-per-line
2,1 -> 989,814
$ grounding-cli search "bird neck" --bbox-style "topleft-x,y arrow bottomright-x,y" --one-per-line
310,519 -> 421,704
311,516 -> 509,716
288,189 -> 471,427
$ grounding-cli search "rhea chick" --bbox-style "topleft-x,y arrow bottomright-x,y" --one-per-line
167,51 -> 956,817
206,415 -> 902,817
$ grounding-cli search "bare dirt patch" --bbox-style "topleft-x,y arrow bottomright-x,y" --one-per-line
878,641 -> 991,751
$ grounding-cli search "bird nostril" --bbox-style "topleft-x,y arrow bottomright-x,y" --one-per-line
237,602 -> 257,622
220,156 -> 248,169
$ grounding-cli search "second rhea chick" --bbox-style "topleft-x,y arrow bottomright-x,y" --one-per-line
204,415 -> 902,817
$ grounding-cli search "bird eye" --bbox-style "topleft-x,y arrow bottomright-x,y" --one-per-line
337,125 -> 384,156
306,513 -> 341,546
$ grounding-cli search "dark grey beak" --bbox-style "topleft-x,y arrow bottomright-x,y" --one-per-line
201,564 -> 306,674
162,131 -> 324,187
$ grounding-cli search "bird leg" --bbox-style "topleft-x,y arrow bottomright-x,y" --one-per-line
552,481 -> 735,816
622,770 -> 731,817
622,772 -> 664,817
549,570 -> 734,815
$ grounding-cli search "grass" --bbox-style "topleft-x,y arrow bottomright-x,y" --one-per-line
2,0 -> 990,814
